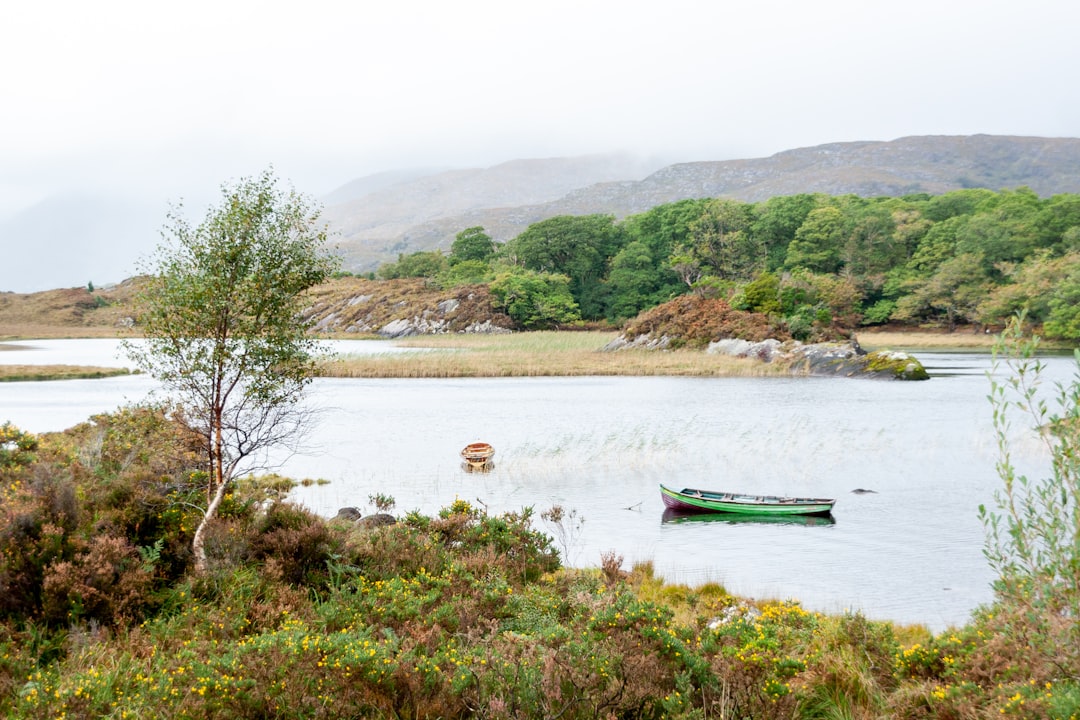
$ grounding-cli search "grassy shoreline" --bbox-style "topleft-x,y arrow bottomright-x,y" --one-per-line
3,328 -> 1068,382
319,330 -> 790,378
318,328 -> 1024,379
0,364 -> 133,382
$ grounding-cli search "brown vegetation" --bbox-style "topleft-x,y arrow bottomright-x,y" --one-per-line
621,295 -> 792,348
856,325 -> 1002,350
0,281 -> 143,338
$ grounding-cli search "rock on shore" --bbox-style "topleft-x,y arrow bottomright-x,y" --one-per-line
604,334 -> 929,380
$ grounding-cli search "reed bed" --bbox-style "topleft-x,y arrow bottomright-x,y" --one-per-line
0,324 -> 126,340
319,331 -> 790,378
0,364 -> 133,382
856,329 -> 1000,350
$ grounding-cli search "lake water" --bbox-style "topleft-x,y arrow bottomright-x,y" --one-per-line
2,338 -> 1076,631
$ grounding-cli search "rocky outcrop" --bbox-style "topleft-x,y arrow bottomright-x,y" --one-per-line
378,316 -> 511,338
703,337 -> 929,380
302,277 -> 514,336
605,331 -> 928,380
601,334 -> 673,351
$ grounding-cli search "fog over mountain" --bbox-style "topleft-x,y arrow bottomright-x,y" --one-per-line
0,194 -> 163,293
5,134 -> 1080,293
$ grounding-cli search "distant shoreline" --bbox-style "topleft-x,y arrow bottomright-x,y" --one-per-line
1,329 -> 1071,383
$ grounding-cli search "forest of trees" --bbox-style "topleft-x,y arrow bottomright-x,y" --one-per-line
374,188 -> 1080,340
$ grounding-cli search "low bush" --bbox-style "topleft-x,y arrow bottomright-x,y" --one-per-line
4,392 -> 1080,718
622,295 -> 790,348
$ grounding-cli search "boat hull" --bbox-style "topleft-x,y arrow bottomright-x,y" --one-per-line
660,484 -> 835,517
460,442 -> 495,469
661,508 -> 835,527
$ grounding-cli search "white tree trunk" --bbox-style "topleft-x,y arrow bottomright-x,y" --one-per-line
191,478 -> 229,573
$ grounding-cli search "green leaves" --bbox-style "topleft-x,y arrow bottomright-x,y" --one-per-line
0,422 -> 37,471
489,269 -> 580,329
983,314 -> 1080,671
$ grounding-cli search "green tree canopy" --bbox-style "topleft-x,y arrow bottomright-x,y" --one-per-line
622,199 -> 710,262
784,205 -> 847,274
499,214 -> 626,320
841,202 -> 902,276
686,198 -> 761,281
604,240 -> 658,321
892,252 -> 991,330
450,226 -> 496,264
377,250 -> 447,279
489,269 -> 580,329
751,193 -> 820,271
1045,260 -> 1080,340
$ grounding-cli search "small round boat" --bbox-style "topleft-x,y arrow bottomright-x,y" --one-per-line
460,442 -> 495,469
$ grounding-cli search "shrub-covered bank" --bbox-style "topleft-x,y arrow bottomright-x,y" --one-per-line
1,408 -> 1078,719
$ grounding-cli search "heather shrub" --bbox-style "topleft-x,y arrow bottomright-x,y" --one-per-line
0,475 -> 79,621
0,405 -> 202,625
243,502 -> 342,588
623,295 -> 788,348
50,404 -> 202,582
0,625 -> 35,706
41,534 -> 155,626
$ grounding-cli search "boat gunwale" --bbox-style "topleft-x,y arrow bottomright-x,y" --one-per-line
460,442 -> 495,459
660,484 -> 835,516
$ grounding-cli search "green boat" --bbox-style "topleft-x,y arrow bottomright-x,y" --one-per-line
660,484 -> 835,517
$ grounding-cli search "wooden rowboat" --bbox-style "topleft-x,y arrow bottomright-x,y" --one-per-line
660,484 -> 835,517
460,442 -> 495,469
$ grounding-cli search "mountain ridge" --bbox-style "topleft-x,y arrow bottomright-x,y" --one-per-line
328,134 -> 1080,273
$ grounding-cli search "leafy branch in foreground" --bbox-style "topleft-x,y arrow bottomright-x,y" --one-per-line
980,312 -> 1080,671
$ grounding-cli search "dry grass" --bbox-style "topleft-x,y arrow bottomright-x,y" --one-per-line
320,330 -> 789,378
855,328 -> 1001,350
0,365 -> 133,382
0,324 -> 129,340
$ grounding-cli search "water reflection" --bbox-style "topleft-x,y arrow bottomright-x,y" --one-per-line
460,462 -> 496,474
661,508 -> 836,527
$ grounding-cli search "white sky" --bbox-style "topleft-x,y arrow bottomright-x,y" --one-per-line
2,0 -> 1079,288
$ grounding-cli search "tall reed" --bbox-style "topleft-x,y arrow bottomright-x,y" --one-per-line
320,331 -> 788,378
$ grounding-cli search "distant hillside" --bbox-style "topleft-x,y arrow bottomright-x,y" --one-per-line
0,280 -> 143,338
327,135 -> 1080,273
322,153 -> 665,270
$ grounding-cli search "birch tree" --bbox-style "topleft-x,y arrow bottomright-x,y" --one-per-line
125,170 -> 338,571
